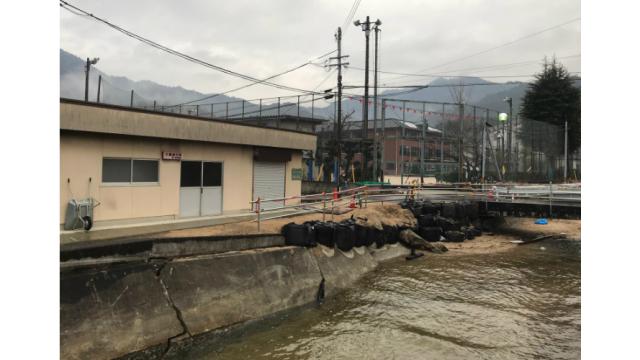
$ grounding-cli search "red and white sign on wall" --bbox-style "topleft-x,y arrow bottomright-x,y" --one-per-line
162,151 -> 182,161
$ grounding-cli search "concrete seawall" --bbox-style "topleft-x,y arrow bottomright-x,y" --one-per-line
60,237 -> 410,359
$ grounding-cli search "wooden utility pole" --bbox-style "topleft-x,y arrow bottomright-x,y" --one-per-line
372,22 -> 382,182
420,102 -> 426,185
458,102 -> 464,182
326,27 -> 349,187
354,16 -> 374,181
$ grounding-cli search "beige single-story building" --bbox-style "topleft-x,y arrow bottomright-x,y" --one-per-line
60,99 -> 317,228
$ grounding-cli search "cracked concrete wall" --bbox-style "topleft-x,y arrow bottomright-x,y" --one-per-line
60,261 -> 184,360
60,243 -> 408,359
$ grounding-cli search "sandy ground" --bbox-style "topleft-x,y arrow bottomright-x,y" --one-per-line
154,204 -> 580,256
446,217 -> 581,256
156,203 -> 416,238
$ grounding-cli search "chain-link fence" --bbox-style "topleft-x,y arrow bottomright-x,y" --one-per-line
314,98 -> 580,184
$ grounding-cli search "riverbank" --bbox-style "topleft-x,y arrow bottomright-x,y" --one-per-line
150,203 -> 580,257
149,203 -> 416,238
445,217 -> 581,255
61,202 -> 580,359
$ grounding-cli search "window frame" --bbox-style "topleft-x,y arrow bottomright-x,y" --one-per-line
101,157 -> 160,186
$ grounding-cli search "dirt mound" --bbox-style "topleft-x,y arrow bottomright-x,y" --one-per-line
156,203 -> 415,239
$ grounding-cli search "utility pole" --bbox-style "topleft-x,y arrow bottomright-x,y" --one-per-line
372,20 -> 382,182
130,89 -> 134,107
481,121 -> 487,183
96,75 -> 102,103
458,102 -> 464,182
440,103 -> 445,180
326,27 -> 349,188
504,97 -> 513,177
84,57 -> 99,101
513,115 -> 520,181
400,101 -> 406,184
381,99 -> 386,183
564,119 -> 568,182
354,16 -> 376,181
420,102 -> 426,185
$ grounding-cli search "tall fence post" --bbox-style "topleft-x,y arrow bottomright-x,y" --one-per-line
296,95 -> 301,130
97,75 -> 102,103
331,199 -> 335,222
549,181 -> 553,219
259,99 -> 263,118
153,100 -> 156,111
256,197 -> 261,232
226,102 -> 229,119
322,192 -> 326,222
440,103 -> 445,179
130,90 -> 134,107
211,104 -> 214,119
277,97 -> 281,128
196,104 -> 199,117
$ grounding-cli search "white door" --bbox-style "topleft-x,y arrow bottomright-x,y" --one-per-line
253,161 -> 285,210
201,162 -> 222,216
180,161 -> 223,217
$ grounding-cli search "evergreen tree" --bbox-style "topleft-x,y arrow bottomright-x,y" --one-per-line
520,57 -> 581,153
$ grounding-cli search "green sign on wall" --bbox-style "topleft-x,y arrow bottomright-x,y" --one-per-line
291,168 -> 303,180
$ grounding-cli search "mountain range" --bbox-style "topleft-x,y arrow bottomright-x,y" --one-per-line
60,49 -> 573,123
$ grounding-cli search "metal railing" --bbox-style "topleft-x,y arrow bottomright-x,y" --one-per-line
245,182 -> 580,231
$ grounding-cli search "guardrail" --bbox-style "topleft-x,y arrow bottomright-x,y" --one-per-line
246,183 -> 581,231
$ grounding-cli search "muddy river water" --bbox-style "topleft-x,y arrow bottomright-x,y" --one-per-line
170,239 -> 580,359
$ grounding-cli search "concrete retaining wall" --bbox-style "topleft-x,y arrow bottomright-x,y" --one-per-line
60,261 -> 184,360
60,241 -> 410,359
162,247 -> 322,335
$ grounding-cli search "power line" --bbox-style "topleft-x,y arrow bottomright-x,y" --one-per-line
385,17 -> 581,83
60,1 -> 326,96
342,0 -> 362,34
322,53 -> 581,84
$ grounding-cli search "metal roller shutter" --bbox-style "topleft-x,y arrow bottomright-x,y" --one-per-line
253,161 -> 285,210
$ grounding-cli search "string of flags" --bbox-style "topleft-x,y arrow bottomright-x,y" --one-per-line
347,96 -> 491,121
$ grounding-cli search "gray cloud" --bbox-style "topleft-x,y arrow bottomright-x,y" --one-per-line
60,0 -> 580,99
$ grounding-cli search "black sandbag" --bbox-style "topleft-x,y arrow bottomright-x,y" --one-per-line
455,202 -> 466,220
367,227 -> 385,248
435,216 -> 460,232
282,222 -> 317,247
464,202 -> 479,220
409,205 -> 423,218
461,227 -> 475,240
353,223 -> 368,247
334,223 -> 355,251
383,225 -> 399,244
442,203 -> 456,218
418,226 -> 442,242
418,214 -> 436,227
421,202 -> 439,215
470,227 -> 482,237
444,230 -> 465,242
315,222 -> 335,247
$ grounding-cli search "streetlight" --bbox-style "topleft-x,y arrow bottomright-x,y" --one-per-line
85,57 -> 99,102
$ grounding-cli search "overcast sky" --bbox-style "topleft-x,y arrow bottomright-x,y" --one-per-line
60,0 -> 581,100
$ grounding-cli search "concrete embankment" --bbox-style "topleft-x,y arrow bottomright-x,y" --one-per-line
60,235 -> 410,360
